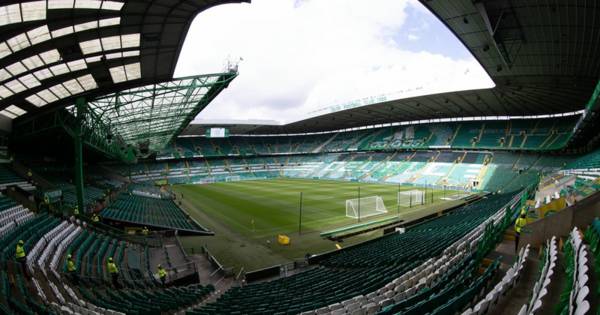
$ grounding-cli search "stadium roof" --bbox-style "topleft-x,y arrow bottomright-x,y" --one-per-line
67,72 -> 237,152
186,0 -> 600,135
0,0 -> 247,121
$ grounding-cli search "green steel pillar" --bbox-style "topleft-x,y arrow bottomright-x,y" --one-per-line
74,97 -> 86,215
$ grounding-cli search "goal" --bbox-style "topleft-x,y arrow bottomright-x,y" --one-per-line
346,196 -> 388,219
398,190 -> 425,207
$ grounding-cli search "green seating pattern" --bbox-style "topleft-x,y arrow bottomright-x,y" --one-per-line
79,284 -> 214,315
100,194 -> 206,232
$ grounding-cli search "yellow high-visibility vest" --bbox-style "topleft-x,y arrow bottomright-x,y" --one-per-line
92,214 -> 99,222
15,244 -> 26,259
74,206 -> 79,215
158,267 -> 167,279
107,262 -> 119,274
515,217 -> 527,233
67,260 -> 76,272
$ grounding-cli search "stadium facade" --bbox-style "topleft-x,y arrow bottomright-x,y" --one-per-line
0,1 -> 599,315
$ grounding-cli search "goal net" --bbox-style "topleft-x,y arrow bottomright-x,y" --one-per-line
346,196 -> 388,219
398,190 -> 425,207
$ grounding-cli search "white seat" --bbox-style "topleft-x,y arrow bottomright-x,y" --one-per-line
575,286 -> 589,305
530,299 -> 542,314
574,300 -> 590,315
461,308 -> 473,315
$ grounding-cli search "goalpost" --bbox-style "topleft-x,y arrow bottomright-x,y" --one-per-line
346,196 -> 388,219
398,189 -> 425,207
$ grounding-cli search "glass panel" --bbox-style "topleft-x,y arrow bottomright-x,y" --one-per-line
33,68 -> 53,80
51,26 -> 75,38
67,59 -> 87,71
99,17 -> 120,27
75,0 -> 102,9
77,74 -> 97,90
0,4 -> 22,26
121,34 -> 140,48
0,43 -> 10,59
0,110 -> 17,119
7,34 -> 30,52
0,86 -> 14,98
22,55 -> 45,70
109,65 -> 126,83
48,0 -> 74,9
79,38 -> 102,54
21,1 -> 46,22
101,35 -> 121,50
6,62 -> 27,76
6,105 -> 26,116
63,78 -> 84,94
37,89 -> 59,103
5,79 -> 26,93
74,20 -> 98,32
54,86 -> 74,100
40,50 -> 61,64
0,69 -> 10,81
124,62 -> 141,80
25,94 -> 47,107
27,26 -> 51,45
19,74 -> 41,88
50,64 -> 69,76
101,1 -> 125,11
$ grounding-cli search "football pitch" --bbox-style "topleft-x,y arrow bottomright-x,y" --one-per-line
173,178 -> 466,272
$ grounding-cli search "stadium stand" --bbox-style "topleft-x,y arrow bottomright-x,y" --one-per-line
186,193 -> 518,314
554,227 -> 591,315
100,194 -> 210,233
515,236 -> 557,315
463,244 -> 530,315
2,0 -> 600,314
0,164 -> 34,191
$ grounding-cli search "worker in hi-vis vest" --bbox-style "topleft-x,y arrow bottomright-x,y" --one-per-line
91,213 -> 100,223
15,240 -> 28,276
107,257 -> 120,288
66,254 -> 78,284
514,212 -> 527,253
157,264 -> 167,286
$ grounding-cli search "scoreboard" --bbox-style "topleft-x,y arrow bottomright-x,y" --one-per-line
205,127 -> 229,138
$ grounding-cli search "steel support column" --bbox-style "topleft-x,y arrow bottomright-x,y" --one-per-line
74,97 -> 86,214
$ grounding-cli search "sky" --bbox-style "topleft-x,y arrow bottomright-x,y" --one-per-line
175,0 -> 495,125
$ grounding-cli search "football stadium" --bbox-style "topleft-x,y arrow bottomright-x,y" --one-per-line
1,0 -> 600,315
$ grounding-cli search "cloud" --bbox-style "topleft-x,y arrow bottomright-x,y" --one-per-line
407,34 -> 419,41
175,0 -> 493,125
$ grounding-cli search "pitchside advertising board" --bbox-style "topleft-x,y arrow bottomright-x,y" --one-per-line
205,128 -> 229,138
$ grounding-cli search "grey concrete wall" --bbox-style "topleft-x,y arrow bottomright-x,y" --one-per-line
521,191 -> 600,248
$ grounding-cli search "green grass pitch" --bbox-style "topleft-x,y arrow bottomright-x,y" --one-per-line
172,178 -> 464,272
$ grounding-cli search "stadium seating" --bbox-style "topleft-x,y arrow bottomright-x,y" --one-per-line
512,237 -> 557,315
187,193 -> 517,315
554,227 -> 591,315
156,118 -> 578,161
0,164 -> 34,191
461,244 -> 530,315
100,194 -> 208,232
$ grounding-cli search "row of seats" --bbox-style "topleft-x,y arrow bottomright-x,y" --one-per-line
157,117 -> 577,160
555,228 -> 591,315
584,218 -> 600,307
518,237 -> 557,315
78,284 -> 214,315
464,244 -> 530,315
0,164 -> 35,191
100,194 -> 207,232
